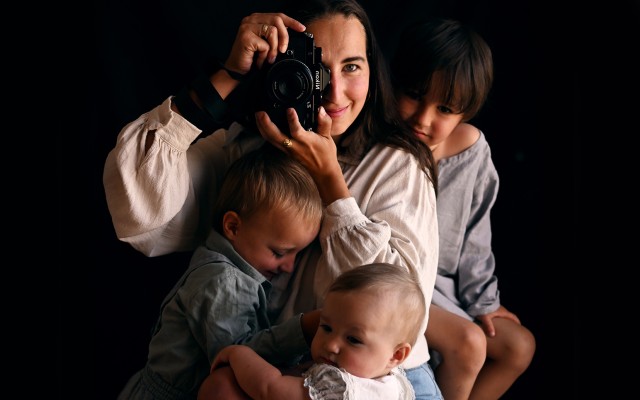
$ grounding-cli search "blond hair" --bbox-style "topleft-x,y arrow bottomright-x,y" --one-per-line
327,263 -> 426,345
212,144 -> 322,231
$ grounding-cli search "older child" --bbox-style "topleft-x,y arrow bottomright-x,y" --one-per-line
198,263 -> 426,400
390,18 -> 536,400
117,145 -> 323,399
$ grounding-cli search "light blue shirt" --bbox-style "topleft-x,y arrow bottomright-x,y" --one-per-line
118,229 -> 308,399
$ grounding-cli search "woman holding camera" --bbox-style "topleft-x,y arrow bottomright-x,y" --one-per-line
103,0 -> 441,398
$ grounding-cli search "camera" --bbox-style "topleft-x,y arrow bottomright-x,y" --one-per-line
257,30 -> 330,133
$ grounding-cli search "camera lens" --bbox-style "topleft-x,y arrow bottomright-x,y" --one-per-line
267,59 -> 313,105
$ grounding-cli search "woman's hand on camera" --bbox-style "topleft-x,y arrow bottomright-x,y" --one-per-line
255,107 -> 350,204
224,13 -> 306,74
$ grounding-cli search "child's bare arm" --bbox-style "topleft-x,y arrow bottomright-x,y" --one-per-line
215,345 -> 309,400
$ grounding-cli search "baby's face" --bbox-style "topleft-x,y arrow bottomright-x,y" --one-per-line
310,289 -> 404,379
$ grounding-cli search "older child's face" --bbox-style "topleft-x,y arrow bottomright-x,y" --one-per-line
396,87 -> 465,150
311,289 -> 405,379
308,15 -> 369,137
225,208 -> 319,281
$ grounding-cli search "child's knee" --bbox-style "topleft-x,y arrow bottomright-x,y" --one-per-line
463,322 -> 487,355
511,326 -> 536,371
453,322 -> 486,367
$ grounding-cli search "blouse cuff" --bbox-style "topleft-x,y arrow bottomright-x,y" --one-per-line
321,197 -> 368,236
150,97 -> 204,152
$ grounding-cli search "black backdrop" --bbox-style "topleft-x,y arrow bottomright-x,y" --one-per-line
62,0 -> 594,398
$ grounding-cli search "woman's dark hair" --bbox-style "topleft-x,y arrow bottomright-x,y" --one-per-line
280,0 -> 437,191
390,18 -> 494,121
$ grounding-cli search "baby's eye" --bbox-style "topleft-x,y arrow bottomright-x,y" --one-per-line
346,335 -> 363,345
319,324 -> 332,333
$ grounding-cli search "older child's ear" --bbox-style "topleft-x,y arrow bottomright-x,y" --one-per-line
388,343 -> 412,368
222,211 -> 241,239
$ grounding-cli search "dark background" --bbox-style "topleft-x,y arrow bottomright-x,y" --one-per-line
59,0 -> 610,398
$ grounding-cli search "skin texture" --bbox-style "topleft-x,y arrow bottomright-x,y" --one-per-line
190,10 -> 427,400
397,80 -> 536,400
174,12 -> 369,207
396,83 -> 471,161
177,9 -> 534,399
305,15 -> 370,137
198,287 -> 411,400
311,290 -> 409,379
254,15 -> 371,205
223,207 -> 320,281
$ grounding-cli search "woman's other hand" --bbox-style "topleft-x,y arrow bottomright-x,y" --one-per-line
224,13 -> 306,75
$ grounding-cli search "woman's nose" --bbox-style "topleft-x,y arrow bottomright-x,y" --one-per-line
323,73 -> 342,103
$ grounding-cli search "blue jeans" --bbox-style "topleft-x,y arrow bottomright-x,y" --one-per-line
404,362 -> 443,400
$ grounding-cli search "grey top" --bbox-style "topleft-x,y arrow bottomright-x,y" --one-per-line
117,229 -> 308,399
431,132 -> 501,320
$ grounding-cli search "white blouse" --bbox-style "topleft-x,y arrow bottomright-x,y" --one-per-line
103,97 -> 439,369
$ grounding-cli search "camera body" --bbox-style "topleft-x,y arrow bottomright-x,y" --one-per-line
258,30 -> 330,133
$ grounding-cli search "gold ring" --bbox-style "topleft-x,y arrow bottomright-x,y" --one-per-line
260,24 -> 270,39
283,138 -> 293,148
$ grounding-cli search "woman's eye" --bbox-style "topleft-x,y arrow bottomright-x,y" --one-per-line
272,250 -> 284,258
344,64 -> 359,73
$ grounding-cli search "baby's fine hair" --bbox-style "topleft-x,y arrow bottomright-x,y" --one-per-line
212,144 -> 322,232
391,17 -> 494,121
328,263 -> 426,345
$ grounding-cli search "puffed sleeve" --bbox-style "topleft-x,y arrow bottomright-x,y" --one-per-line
310,146 -> 437,368
103,97 -> 264,256
314,146 -> 438,318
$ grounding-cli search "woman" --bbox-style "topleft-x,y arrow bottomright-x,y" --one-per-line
103,1 -> 441,398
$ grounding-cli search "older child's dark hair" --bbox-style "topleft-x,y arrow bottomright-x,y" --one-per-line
391,18 -> 494,121
282,0 -> 437,192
